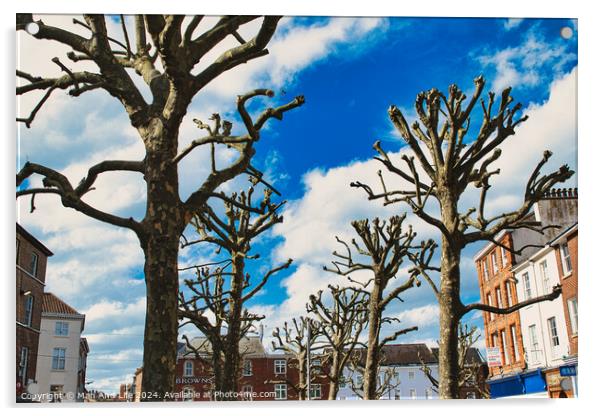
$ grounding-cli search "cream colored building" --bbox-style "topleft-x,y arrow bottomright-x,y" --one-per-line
34,293 -> 87,402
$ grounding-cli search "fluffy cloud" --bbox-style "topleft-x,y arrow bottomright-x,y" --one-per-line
503,18 -> 524,31
478,28 -> 576,92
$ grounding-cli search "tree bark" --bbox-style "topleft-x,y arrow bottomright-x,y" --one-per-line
139,122 -> 186,400
220,255 -> 245,398
363,282 -> 382,400
437,210 -> 462,399
328,352 -> 340,400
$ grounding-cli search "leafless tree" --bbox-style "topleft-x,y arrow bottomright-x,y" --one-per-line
351,76 -> 572,397
306,285 -> 368,399
15,14 -> 304,398
178,182 -> 292,399
419,324 -> 489,398
347,353 -> 400,400
324,215 -> 436,399
271,317 -> 326,400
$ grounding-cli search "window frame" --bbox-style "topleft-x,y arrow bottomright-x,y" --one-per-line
567,298 -> 578,335
560,243 -> 572,276
19,347 -> 29,385
52,348 -> 66,371
505,281 -> 513,307
501,330 -> 510,365
547,316 -> 560,347
184,360 -> 194,377
523,272 -> 532,300
274,359 -> 287,375
540,260 -> 550,294
491,251 -> 498,274
242,360 -> 253,376
55,321 -> 69,337
30,252 -> 39,276
528,324 -> 540,363
309,384 -> 322,400
483,259 -> 490,280
24,295 -> 34,327
510,325 -> 519,362
274,383 -> 287,400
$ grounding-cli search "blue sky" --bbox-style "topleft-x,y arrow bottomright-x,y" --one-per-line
16,16 -> 577,393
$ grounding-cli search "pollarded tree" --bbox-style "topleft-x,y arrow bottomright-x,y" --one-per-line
271,316 -> 325,400
307,285 -> 368,399
324,215 -> 436,399
15,14 -> 304,398
178,182 -> 292,399
351,76 -> 572,398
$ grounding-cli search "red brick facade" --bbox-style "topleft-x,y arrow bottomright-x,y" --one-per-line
173,354 -> 330,401
554,227 -> 578,356
475,232 -> 526,377
16,224 -> 52,398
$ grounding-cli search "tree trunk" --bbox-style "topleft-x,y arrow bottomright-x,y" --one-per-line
437,235 -> 462,399
220,255 -> 245,399
328,352 -> 340,400
298,351 -> 307,400
363,285 -> 382,400
140,122 -> 185,401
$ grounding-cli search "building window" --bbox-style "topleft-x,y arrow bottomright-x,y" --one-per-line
242,360 -> 252,376
52,348 -> 66,370
560,243 -> 572,275
55,321 -> 69,336
510,325 -> 519,362
501,246 -> 508,267
567,298 -> 578,334
505,281 -> 513,306
466,392 -> 477,399
19,347 -> 29,385
483,259 -> 490,280
547,317 -> 560,348
501,330 -> 510,365
30,252 -> 39,276
274,384 -> 287,400
408,370 -> 415,380
310,384 -> 321,400
523,272 -> 532,300
486,293 -> 493,321
491,333 -> 498,348
491,251 -> 498,274
339,377 -> 346,388
182,386 -> 195,401
540,260 -> 550,294
409,389 -> 417,399
312,359 -> 322,374
274,359 -> 286,375
16,238 -> 20,263
241,385 -> 253,401
528,325 -> 540,363
184,360 -> 194,377
495,287 -> 503,308
23,295 -> 34,327
425,389 -> 430,399
50,385 -> 64,402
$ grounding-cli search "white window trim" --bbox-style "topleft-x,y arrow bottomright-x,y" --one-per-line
184,360 -> 194,377
567,298 -> 578,335
55,321 -> 69,337
274,384 -> 287,400
274,359 -> 287,375
560,243 -> 573,276
242,360 -> 253,376
310,384 -> 322,400
52,348 -> 66,371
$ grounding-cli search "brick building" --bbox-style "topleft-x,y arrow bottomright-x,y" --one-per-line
474,230 -> 525,377
16,223 -> 53,400
475,188 -> 578,398
171,336 -> 329,401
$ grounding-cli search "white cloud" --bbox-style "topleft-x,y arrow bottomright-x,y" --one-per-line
503,18 -> 524,31
395,304 -> 439,327
478,29 -> 576,92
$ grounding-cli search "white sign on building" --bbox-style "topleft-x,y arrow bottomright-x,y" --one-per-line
486,347 -> 502,367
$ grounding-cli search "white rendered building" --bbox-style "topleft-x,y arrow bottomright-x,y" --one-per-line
514,246 -> 571,369
34,293 -> 87,402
